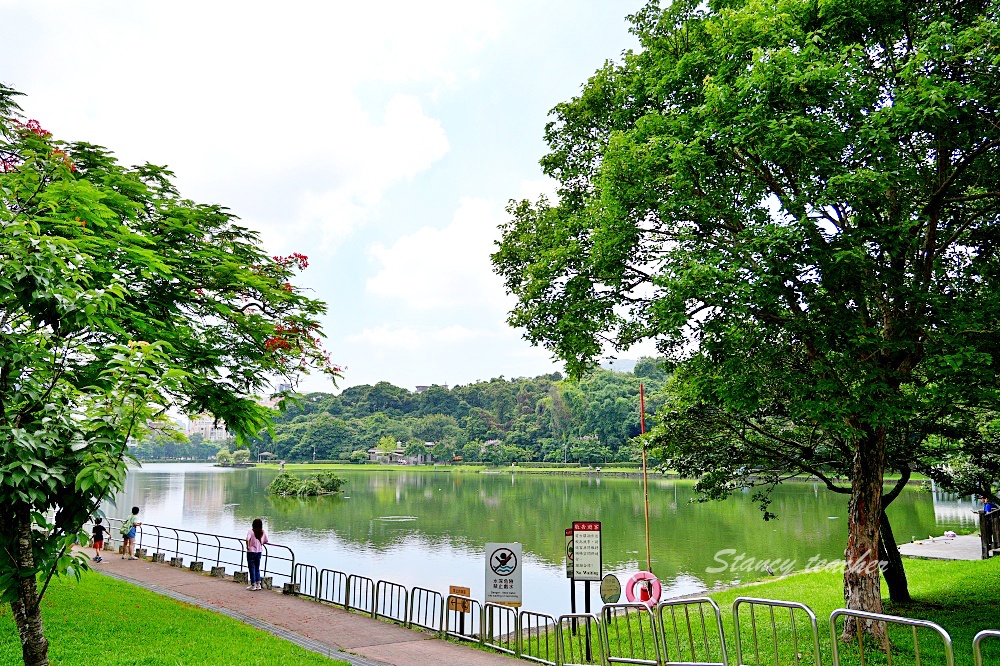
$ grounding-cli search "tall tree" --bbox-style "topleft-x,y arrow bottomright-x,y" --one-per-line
492,0 -> 1000,637
0,86 -> 338,665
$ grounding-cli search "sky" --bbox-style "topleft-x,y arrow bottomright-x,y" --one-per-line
3,0 -> 647,394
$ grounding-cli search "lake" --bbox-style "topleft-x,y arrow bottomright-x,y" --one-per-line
105,464 -> 979,618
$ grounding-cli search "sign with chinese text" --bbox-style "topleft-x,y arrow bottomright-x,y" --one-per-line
448,585 -> 471,612
572,521 -> 602,581
485,542 -> 522,606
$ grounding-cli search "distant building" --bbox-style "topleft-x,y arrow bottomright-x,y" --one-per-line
415,384 -> 449,393
187,414 -> 229,442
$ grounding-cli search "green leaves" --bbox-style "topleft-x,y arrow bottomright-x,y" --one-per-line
492,0 -> 1000,581
0,83 -> 337,654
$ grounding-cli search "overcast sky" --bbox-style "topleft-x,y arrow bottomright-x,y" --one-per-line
4,0 -> 646,394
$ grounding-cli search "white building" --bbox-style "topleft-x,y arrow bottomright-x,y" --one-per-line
187,414 -> 229,442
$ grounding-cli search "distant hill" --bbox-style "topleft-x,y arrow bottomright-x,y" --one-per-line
600,358 -> 637,373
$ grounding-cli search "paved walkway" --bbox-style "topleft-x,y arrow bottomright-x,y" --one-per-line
898,534 -> 983,560
83,551 -> 523,666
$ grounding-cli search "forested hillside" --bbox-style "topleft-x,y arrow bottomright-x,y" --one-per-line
131,358 -> 669,464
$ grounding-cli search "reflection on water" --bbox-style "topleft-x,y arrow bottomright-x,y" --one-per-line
104,464 -> 975,618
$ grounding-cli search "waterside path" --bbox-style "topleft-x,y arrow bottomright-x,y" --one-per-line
84,551 -> 522,666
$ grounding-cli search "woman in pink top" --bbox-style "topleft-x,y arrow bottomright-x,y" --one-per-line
246,518 -> 269,590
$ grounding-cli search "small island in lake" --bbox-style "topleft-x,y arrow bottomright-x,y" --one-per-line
267,471 -> 344,496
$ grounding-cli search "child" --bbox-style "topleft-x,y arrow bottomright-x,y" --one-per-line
91,518 -> 107,563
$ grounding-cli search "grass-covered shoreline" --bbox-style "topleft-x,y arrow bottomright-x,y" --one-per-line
0,573 -> 347,665
257,462 -> 928,484
582,558 -> 1000,666
710,558 -> 1000,665
5,556 -> 996,665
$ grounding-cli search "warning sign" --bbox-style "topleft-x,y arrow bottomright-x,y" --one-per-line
572,521 -> 602,581
448,585 -> 471,613
485,542 -> 522,606
565,528 -> 573,578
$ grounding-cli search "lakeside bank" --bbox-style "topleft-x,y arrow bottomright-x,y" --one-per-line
8,551 -> 997,666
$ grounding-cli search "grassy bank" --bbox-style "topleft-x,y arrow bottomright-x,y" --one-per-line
0,573 -> 347,665
578,558 -> 1000,666
713,558 -> 999,665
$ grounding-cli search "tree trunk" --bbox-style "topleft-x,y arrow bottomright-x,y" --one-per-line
841,431 -> 888,644
879,510 -> 911,603
11,504 -> 49,666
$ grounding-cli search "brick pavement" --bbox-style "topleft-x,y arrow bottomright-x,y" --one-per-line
83,550 -> 523,666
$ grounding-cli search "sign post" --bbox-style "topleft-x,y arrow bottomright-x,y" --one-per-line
572,521 -> 602,661
449,585 -> 471,634
485,543 -> 522,607
565,527 -> 576,621
571,521 -> 602,582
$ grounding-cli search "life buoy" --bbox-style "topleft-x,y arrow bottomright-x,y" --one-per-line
625,571 -> 661,607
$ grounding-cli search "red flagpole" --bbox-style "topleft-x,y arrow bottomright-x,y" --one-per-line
640,383 -> 652,573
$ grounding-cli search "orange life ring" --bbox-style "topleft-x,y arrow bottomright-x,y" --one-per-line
625,571 -> 661,607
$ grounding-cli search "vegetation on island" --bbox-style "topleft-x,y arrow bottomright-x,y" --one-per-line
267,471 -> 344,496
492,0 -> 1000,636
0,86 -> 338,666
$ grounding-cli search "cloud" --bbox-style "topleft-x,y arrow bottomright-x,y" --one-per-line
5,0 -> 499,251
365,197 -> 510,310
295,95 -> 450,248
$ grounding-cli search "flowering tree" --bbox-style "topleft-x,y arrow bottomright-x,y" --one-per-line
0,84 -> 339,665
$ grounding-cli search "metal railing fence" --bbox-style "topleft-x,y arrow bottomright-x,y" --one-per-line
656,597 -> 728,666
132,521 -> 294,584
90,518 -> 1000,666
409,586 -> 444,632
973,629 -> 1000,666
733,597 -> 820,666
520,611 -> 560,666
557,613 -> 604,666
318,568 -> 349,606
347,574 -> 376,615
375,579 -> 409,625
602,602 -> 660,665
483,602 -> 519,655
830,608 -> 955,666
445,594 -> 483,643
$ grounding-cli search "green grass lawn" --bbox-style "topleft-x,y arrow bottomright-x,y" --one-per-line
1,573 -> 347,665
541,558 -> 1000,666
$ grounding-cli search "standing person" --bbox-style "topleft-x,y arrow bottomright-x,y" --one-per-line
91,518 -> 107,563
246,518 -> 269,591
120,506 -> 141,560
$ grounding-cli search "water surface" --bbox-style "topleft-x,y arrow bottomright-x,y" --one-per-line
106,464 -> 978,617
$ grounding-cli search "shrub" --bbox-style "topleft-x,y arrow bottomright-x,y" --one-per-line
266,471 -> 344,496
216,449 -> 233,465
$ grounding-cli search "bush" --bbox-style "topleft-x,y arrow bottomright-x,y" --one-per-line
216,449 -> 233,465
316,471 -> 344,493
232,449 -> 251,464
350,451 -> 368,464
266,472 -> 345,496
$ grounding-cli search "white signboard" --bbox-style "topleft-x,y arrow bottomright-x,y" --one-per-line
485,542 -> 522,606
572,521 -> 602,581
